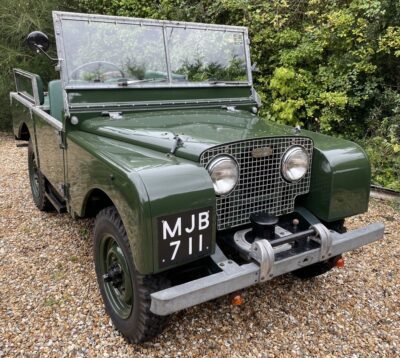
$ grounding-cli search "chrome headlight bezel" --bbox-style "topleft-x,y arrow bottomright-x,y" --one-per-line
207,155 -> 239,196
281,145 -> 309,182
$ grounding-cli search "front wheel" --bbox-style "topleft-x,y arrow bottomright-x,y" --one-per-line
94,206 -> 170,343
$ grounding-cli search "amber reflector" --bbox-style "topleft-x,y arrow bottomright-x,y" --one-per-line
336,258 -> 345,268
231,294 -> 243,306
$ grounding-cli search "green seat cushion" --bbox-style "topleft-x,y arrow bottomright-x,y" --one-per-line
48,80 -> 64,121
34,75 -> 45,105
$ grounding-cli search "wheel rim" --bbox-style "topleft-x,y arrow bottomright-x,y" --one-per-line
29,152 -> 40,198
100,234 -> 133,319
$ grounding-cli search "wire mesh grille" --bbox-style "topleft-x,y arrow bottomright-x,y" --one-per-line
200,137 -> 313,230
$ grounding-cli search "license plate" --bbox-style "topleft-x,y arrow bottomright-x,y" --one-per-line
158,207 -> 213,268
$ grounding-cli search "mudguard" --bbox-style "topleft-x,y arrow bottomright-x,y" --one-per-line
300,133 -> 371,221
67,131 -> 215,274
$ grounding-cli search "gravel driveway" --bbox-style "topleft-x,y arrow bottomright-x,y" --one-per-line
0,133 -> 399,357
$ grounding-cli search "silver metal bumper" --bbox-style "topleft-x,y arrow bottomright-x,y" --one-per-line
150,222 -> 385,316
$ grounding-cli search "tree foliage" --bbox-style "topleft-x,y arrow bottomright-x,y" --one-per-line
0,0 -> 77,131
1,0 -> 398,189
78,0 -> 400,190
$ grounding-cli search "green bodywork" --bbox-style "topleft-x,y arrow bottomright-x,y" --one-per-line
10,12 -> 371,275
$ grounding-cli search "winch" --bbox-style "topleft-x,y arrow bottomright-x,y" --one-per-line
233,212 -> 333,282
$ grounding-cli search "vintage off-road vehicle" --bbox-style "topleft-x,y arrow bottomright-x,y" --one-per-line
11,11 -> 385,343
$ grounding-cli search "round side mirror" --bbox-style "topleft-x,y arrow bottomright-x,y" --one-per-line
27,31 -> 50,52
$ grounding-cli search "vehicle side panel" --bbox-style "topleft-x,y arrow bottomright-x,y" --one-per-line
10,92 -> 34,140
33,110 -> 65,196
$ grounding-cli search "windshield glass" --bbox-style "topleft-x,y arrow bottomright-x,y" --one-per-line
61,20 -> 168,84
167,27 -> 247,82
57,16 -> 250,86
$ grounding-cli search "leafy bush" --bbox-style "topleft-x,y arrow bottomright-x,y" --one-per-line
361,89 -> 400,190
2,0 -> 398,190
78,0 -> 399,190
0,0 -> 78,131
175,57 -> 247,82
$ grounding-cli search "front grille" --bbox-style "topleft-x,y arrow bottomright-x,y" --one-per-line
200,137 -> 313,230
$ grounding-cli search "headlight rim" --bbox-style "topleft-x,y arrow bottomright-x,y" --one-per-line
281,145 -> 309,183
206,154 -> 240,196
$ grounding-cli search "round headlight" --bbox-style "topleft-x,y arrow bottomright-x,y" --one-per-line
207,155 -> 239,196
281,146 -> 309,182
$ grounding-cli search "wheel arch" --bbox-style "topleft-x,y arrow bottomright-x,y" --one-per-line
78,181 -> 153,275
82,188 -> 115,218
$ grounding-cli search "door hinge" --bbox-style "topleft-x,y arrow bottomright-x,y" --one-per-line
59,130 -> 67,149
62,183 -> 70,199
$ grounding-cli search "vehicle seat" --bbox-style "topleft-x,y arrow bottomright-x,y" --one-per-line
48,80 -> 64,121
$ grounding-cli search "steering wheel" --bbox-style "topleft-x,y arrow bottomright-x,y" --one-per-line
70,61 -> 125,81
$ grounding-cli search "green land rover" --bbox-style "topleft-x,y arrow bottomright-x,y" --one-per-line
10,11 -> 385,343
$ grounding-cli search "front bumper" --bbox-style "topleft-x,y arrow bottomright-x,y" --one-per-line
150,222 -> 384,316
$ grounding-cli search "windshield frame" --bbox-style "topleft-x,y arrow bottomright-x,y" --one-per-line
53,11 -> 253,90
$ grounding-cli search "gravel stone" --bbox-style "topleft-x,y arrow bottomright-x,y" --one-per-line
0,133 -> 399,356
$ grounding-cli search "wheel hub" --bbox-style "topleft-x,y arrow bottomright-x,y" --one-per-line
103,263 -> 123,288
99,234 -> 133,319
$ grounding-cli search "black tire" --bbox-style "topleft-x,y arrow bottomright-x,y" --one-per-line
28,139 -> 52,211
94,206 -> 170,343
292,220 -> 346,279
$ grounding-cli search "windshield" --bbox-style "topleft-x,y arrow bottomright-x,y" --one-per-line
61,20 -> 168,84
56,15 -> 250,86
167,27 -> 247,83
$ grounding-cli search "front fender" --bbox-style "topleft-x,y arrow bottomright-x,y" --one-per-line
67,132 -> 155,273
67,131 -> 215,274
300,133 -> 371,221
136,160 -> 216,272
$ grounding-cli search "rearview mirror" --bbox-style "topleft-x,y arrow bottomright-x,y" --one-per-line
27,31 -> 50,52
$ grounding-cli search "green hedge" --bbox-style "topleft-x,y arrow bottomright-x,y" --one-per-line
78,0 -> 400,190
0,0 -> 78,131
1,0 -> 398,190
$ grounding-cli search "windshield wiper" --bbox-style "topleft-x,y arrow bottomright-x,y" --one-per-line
118,78 -> 168,86
206,80 -> 248,85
